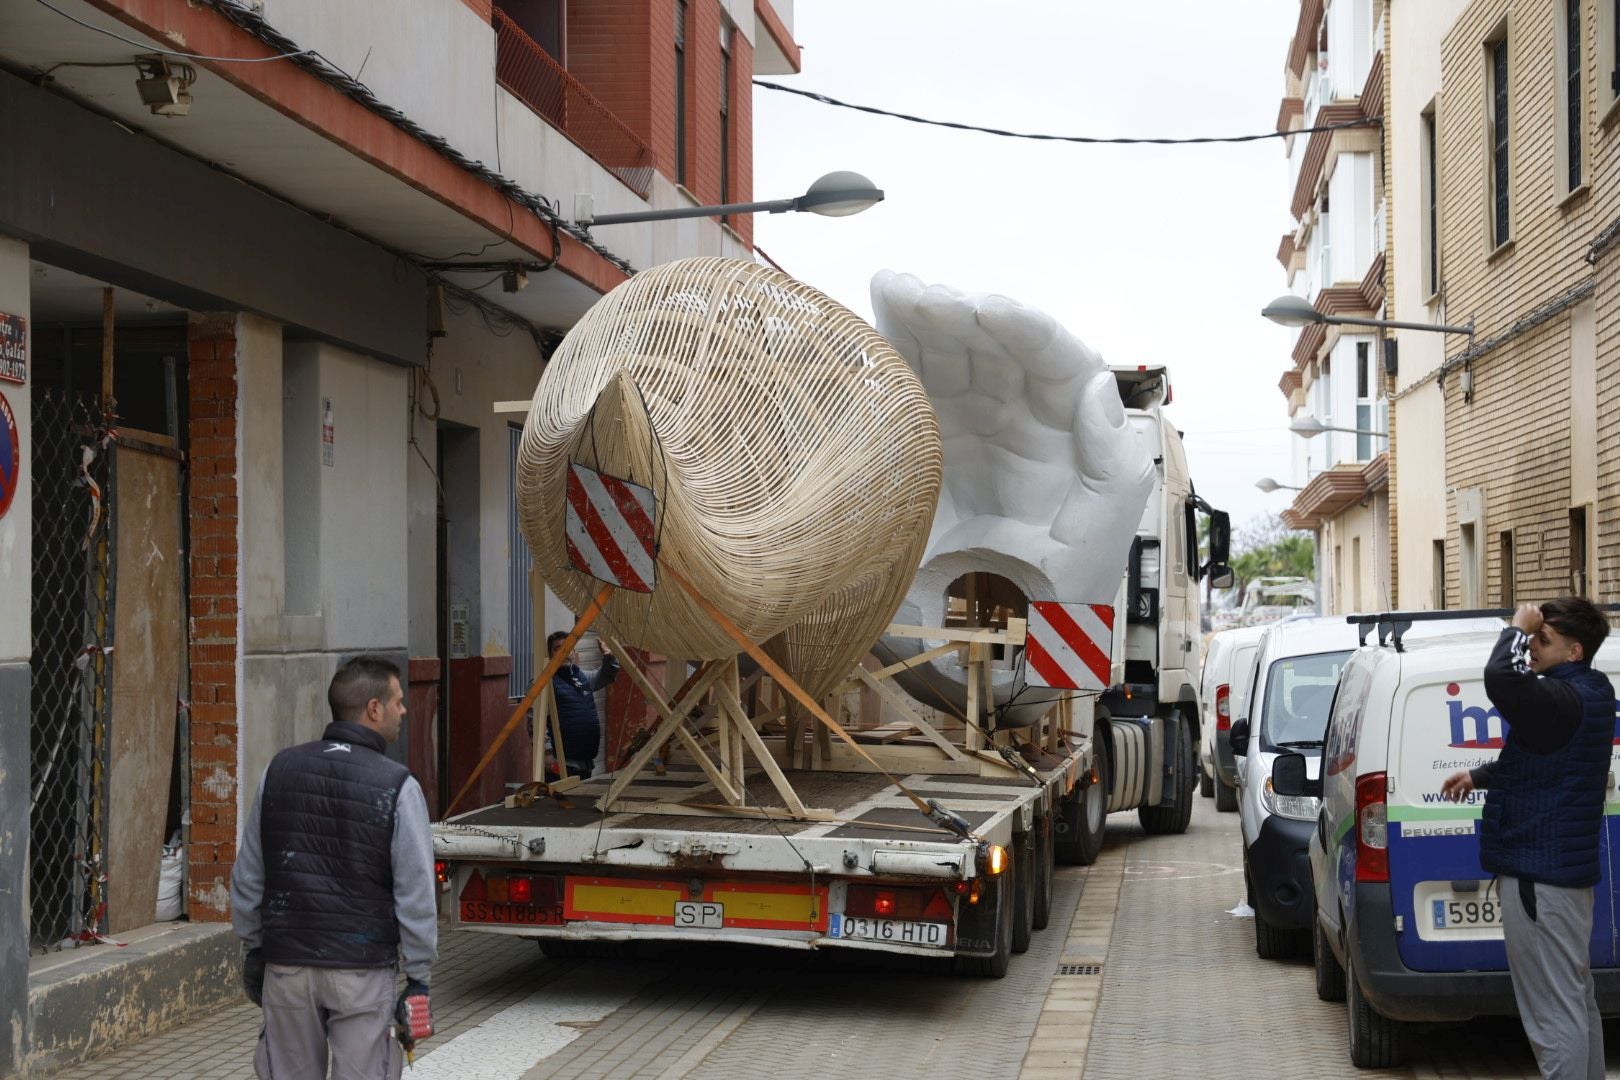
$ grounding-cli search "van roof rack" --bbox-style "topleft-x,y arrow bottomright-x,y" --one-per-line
1345,605 -> 1620,652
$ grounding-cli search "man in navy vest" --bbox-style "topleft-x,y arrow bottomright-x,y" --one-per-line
230,656 -> 438,1078
1442,598 -> 1614,1080
548,631 -> 618,779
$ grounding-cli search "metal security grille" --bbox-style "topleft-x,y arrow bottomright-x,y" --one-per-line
1057,963 -> 1102,975
29,391 -> 116,951
508,424 -> 535,697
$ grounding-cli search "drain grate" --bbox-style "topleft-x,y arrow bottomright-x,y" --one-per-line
1057,963 -> 1102,975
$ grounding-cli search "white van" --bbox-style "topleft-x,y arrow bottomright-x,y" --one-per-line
1228,617 -> 1358,958
1199,624 -> 1267,812
1296,615 -> 1620,1069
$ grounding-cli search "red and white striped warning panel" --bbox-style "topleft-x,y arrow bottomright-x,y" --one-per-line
1026,601 -> 1114,691
564,463 -> 658,593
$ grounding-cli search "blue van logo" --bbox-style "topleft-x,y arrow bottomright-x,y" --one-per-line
1446,682 -> 1620,748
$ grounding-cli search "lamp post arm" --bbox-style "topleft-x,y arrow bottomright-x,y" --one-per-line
1323,314 -> 1474,336
584,198 -> 798,227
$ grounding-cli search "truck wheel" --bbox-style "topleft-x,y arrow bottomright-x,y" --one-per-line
1138,711 -> 1196,836
1056,745 -> 1110,866
1215,776 -> 1238,812
1314,918 -> 1346,1002
953,872 -> 1014,978
1347,955 -> 1406,1068
1011,832 -> 1035,954
1031,807 -> 1056,931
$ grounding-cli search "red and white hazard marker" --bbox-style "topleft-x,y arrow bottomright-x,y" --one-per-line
564,463 -> 658,593
1025,601 -> 1114,691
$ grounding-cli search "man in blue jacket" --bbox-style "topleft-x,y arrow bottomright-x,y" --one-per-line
548,631 -> 619,779
1442,597 -> 1614,1080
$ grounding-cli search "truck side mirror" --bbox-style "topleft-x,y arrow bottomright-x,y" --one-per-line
1208,564 -> 1235,590
1229,718 -> 1250,757
1208,510 -> 1231,565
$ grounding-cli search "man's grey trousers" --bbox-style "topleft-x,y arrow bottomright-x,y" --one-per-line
254,964 -> 404,1079
1501,874 -> 1604,1080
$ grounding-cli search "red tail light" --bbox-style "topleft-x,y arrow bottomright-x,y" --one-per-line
460,869 -> 487,902
1355,772 -> 1389,883
1215,685 -> 1231,732
508,876 -> 533,904
435,861 -> 450,886
846,885 -> 949,921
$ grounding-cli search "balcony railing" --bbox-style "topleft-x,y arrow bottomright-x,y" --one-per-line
493,9 -> 655,198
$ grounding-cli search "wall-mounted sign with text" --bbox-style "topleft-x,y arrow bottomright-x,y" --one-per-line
0,390 -> 19,520
0,312 -> 25,385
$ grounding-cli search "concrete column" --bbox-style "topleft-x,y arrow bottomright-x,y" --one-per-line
0,233 -> 32,1076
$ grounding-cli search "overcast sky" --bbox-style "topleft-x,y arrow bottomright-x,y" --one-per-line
752,0 -> 1303,533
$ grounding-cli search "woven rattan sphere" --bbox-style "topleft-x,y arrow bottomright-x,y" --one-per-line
517,257 -> 942,699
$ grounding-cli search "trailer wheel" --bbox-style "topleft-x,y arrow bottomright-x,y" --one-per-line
1031,806 -> 1056,931
1056,742 -> 1109,866
953,870 -> 1014,978
1138,710 -> 1196,836
1011,831 -> 1035,954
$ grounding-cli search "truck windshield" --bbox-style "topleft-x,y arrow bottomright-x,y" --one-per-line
1260,649 -> 1352,749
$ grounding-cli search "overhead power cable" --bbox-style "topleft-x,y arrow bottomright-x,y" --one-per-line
755,79 -> 1380,145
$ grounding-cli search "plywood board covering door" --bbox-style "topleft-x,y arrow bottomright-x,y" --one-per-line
107,438 -> 185,933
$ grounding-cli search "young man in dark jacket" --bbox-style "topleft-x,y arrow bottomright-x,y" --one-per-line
230,656 -> 438,1079
1442,597 -> 1614,1080
548,631 -> 619,779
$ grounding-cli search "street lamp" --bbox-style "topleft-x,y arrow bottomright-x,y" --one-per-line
1261,294 -> 1473,337
1289,414 -> 1389,440
1255,476 -> 1303,493
575,171 -> 884,227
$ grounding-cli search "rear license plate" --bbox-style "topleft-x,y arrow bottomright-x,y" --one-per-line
674,901 -> 723,929
460,901 -> 565,926
829,914 -> 947,948
1430,895 -> 1503,931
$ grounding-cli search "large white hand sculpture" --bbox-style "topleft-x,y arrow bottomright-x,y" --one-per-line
871,271 -> 1156,728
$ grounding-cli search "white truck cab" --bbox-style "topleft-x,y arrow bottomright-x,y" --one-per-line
1295,613 -> 1620,1068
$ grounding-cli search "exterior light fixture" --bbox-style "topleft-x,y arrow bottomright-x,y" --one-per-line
134,55 -> 194,117
1261,295 -> 1473,337
1288,414 -> 1389,440
574,171 -> 884,228
1254,477 -> 1303,493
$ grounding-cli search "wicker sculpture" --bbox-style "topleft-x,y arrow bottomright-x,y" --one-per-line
516,257 -> 942,702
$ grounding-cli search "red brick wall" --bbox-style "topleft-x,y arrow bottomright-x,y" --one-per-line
186,315 -> 240,921
730,29 -> 754,245
567,1 -> 657,160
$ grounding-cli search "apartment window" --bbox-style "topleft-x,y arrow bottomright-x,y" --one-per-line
1601,0 -> 1620,114
1355,342 -> 1374,461
1488,35 -> 1511,247
501,0 -> 564,62
719,23 -> 733,211
1421,105 -> 1440,298
1433,540 -> 1447,610
1560,0 -> 1584,192
1498,530 -> 1515,605
509,426 -> 535,697
1571,506 -> 1590,596
675,0 -> 688,187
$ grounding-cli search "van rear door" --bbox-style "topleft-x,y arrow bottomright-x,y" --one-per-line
1389,670 -> 1619,972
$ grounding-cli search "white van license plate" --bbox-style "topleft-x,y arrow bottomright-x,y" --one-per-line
830,914 -> 947,947
1431,896 -> 1503,931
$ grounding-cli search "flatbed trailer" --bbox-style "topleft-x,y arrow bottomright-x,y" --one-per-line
433,622 -> 1094,977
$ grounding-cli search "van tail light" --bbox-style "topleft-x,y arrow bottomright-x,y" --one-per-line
1355,772 -> 1389,883
1215,685 -> 1231,731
